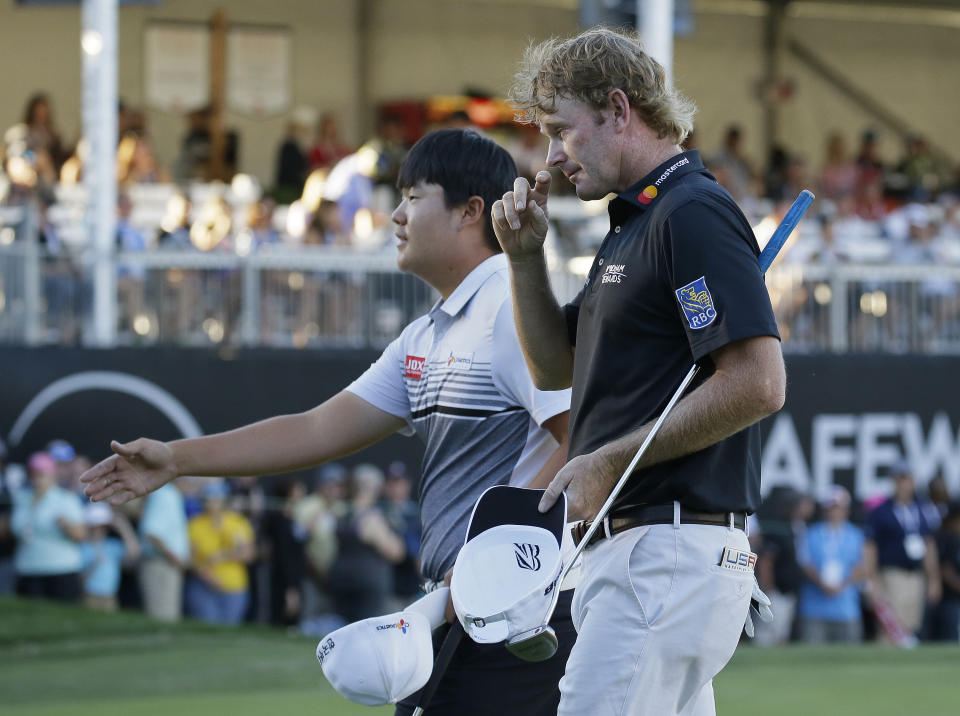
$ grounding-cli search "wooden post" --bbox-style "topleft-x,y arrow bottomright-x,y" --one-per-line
208,9 -> 228,181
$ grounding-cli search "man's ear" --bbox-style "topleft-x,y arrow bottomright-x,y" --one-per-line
460,196 -> 485,230
609,89 -> 631,133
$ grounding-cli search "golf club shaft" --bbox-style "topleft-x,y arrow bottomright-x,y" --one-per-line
541,189 -> 815,623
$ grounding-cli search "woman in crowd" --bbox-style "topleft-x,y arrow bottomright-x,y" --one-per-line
11,452 -> 86,601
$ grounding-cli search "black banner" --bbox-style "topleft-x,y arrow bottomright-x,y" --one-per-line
1,349 -> 958,500
0,346 -> 425,486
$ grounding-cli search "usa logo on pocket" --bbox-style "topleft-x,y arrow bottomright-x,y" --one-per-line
675,276 -> 717,330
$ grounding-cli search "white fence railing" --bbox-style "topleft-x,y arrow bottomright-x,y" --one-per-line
2,206 -> 959,352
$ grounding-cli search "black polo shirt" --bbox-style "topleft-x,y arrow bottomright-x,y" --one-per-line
563,150 -> 779,513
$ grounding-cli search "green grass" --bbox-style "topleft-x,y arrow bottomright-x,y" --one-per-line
2,597 -> 958,715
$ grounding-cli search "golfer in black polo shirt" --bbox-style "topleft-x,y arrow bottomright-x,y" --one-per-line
493,28 -> 785,715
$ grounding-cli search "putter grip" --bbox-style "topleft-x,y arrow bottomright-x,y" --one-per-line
758,189 -> 815,273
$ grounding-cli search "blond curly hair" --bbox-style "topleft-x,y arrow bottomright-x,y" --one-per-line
509,27 -> 695,145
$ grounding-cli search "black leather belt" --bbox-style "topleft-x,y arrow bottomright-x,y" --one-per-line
571,504 -> 747,549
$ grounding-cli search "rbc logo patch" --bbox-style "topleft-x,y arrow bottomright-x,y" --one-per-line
675,276 -> 717,330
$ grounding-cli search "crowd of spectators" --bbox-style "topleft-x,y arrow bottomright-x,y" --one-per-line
2,94 -> 960,351
0,435 -> 421,633
4,433 -> 958,646
749,460 -> 960,646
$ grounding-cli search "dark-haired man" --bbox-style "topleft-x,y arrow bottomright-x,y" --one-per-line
82,129 -> 574,715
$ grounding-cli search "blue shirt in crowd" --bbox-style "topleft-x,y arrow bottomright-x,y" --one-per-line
798,521 -> 865,623
139,484 -> 189,563
11,486 -> 84,576
81,537 -> 126,597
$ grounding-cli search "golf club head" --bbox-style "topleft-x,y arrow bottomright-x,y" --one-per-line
505,624 -> 558,662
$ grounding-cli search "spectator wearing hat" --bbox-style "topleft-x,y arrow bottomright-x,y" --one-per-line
186,479 -> 255,625
46,439 -> 76,491
139,480 -> 189,621
381,461 -> 422,609
865,459 -> 941,640
327,464 -> 405,624
80,502 -> 139,611
797,486 -> 868,643
294,463 -> 347,622
11,452 -> 86,601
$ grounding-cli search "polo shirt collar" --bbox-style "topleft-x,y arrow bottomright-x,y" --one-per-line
614,150 -> 705,211
431,253 -> 506,320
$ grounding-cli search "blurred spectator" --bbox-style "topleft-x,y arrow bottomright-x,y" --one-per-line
927,473 -> 952,523
229,476 -> 269,623
327,463 -> 405,623
80,502 -> 139,612
295,464 -> 346,582
369,113 -> 408,187
323,144 -> 379,236
380,461 -> 421,607
0,438 -> 21,595
797,486 -> 867,643
894,136 -> 948,201
818,132 -> 859,201
139,480 -> 189,622
173,106 -> 238,183
864,459 -> 941,641
755,488 -> 815,645
186,479 -> 255,625
274,106 -> 316,204
263,476 -> 308,626
855,128 -> 885,187
934,504 -> 960,641
708,124 -> 756,203
308,113 -> 351,171
855,175 -> 888,221
46,439 -> 75,489
116,192 -> 148,333
11,452 -> 86,602
22,92 -> 69,172
117,133 -> 170,186
157,193 -> 193,249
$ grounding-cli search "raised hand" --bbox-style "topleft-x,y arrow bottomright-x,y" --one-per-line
80,438 -> 178,505
492,171 -> 552,259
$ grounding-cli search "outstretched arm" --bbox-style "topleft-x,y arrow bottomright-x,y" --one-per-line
81,390 -> 406,504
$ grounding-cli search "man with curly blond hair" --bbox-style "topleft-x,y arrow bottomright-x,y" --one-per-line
492,28 -> 786,715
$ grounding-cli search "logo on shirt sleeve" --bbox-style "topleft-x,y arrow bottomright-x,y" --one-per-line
675,276 -> 717,330
405,355 -> 425,379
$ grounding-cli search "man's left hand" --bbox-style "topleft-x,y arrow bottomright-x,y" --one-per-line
538,450 -> 618,521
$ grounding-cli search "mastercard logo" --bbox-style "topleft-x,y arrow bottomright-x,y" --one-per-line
637,186 -> 658,205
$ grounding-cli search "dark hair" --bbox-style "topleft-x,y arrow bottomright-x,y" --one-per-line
397,129 -> 517,253
23,93 -> 51,126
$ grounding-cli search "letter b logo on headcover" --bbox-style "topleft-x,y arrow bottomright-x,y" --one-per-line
514,543 -> 542,571
451,486 -> 567,645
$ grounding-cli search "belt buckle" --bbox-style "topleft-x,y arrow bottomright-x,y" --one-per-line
601,514 -> 612,540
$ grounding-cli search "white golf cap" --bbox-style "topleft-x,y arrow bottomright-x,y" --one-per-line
450,485 -> 566,645
318,587 -> 449,706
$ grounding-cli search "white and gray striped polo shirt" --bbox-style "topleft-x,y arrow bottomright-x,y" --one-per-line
347,254 -> 571,581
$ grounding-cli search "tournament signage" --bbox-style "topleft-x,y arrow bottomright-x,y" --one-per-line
1,349 -> 957,501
